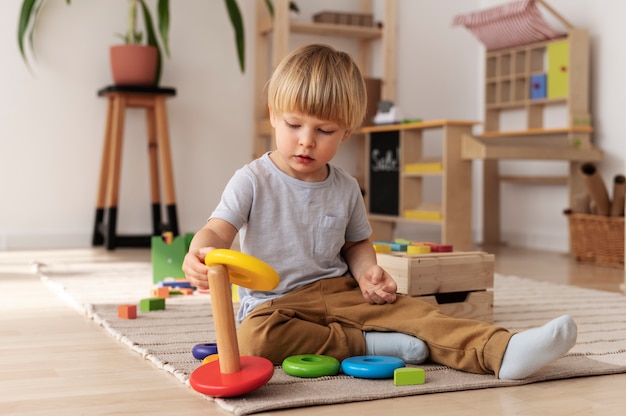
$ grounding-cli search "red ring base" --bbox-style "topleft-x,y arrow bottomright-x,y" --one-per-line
189,355 -> 274,397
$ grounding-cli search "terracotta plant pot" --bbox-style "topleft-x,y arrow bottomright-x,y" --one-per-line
109,44 -> 158,86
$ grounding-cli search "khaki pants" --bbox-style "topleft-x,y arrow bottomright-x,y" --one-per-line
238,276 -> 512,376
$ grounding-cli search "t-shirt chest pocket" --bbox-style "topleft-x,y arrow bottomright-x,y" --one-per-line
314,215 -> 348,260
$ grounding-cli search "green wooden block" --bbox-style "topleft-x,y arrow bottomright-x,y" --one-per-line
394,367 -> 425,386
151,233 -> 195,284
140,297 -> 166,312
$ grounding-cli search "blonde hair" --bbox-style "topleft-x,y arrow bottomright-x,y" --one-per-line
267,44 -> 367,131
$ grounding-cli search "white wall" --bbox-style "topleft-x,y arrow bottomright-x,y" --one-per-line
0,0 -> 623,252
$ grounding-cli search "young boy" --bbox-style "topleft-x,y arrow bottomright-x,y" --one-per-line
182,43 -> 577,380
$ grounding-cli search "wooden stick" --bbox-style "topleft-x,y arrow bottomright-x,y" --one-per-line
207,265 -> 241,374
535,0 -> 574,29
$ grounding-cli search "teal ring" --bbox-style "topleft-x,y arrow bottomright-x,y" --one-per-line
282,354 -> 340,378
341,355 -> 405,379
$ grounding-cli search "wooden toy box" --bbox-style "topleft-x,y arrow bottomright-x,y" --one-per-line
377,251 -> 495,322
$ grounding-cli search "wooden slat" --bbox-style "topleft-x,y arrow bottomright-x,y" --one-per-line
289,21 -> 382,39
500,175 -> 568,184
461,134 -> 603,161
480,126 -> 593,138
361,119 -> 480,134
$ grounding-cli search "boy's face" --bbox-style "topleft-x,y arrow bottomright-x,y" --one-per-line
269,110 -> 351,182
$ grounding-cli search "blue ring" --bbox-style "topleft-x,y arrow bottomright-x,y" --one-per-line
192,342 -> 218,360
341,356 -> 405,379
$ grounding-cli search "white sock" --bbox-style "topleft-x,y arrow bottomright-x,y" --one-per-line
364,331 -> 429,364
499,314 -> 577,380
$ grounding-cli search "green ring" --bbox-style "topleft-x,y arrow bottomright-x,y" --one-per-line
282,354 -> 340,378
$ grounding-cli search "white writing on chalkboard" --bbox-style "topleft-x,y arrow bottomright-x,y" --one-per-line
370,148 -> 399,172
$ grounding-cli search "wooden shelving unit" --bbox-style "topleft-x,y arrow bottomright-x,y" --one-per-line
460,26 -> 603,246
253,0 -> 397,158
360,120 -> 479,251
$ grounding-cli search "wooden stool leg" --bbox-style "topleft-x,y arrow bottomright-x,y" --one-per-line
92,96 -> 115,246
146,105 -> 163,236
154,97 -> 179,235
104,93 -> 127,250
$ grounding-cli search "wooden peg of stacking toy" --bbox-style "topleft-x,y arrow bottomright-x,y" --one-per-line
189,249 -> 280,397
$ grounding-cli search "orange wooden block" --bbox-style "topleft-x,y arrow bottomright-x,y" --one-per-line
151,287 -> 170,298
118,304 -> 137,319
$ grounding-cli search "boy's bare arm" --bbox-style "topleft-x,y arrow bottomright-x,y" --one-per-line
342,239 -> 398,304
183,218 -> 238,289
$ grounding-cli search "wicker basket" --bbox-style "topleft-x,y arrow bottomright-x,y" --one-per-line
565,211 -> 624,268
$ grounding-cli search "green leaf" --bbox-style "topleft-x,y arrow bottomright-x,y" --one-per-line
157,0 -> 170,57
224,0 -> 245,72
17,0 -> 39,65
264,0 -> 274,17
139,0 -> 163,85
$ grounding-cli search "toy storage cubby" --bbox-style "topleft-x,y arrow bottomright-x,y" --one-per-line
455,1 -> 604,246
360,120 -> 479,251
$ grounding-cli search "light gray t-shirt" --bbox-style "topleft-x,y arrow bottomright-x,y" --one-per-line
210,152 -> 372,322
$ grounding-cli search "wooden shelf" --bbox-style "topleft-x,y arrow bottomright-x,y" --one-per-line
462,134 -> 603,161
404,158 -> 443,175
480,126 -> 592,138
486,97 -> 567,110
368,213 -> 442,225
258,18 -> 383,40
500,175 -> 568,185
361,119 -> 479,134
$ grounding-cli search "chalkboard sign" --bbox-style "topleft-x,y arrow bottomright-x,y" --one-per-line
369,131 -> 399,215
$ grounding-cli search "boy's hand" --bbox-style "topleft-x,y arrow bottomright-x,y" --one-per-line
357,265 -> 398,305
182,247 -> 214,290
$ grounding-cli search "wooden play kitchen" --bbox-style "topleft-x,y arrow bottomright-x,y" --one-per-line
377,250 -> 495,323
454,0 -> 603,246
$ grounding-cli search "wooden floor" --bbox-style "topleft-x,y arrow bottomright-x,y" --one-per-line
1,245 -> 625,415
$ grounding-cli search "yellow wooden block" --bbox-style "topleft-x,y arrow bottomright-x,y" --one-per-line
407,245 -> 431,254
403,209 -> 442,221
404,160 -> 443,173
373,243 -> 392,253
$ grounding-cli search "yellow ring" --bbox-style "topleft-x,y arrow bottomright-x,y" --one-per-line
204,249 -> 280,291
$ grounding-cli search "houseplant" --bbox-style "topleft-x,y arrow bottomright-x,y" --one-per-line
17,0 -> 275,85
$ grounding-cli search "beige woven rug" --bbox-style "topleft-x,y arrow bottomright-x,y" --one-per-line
38,261 -> 626,415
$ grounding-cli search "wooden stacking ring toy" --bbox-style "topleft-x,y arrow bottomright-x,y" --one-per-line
282,354 -> 340,378
189,249 -> 280,397
192,342 -> 218,360
341,356 -> 405,379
